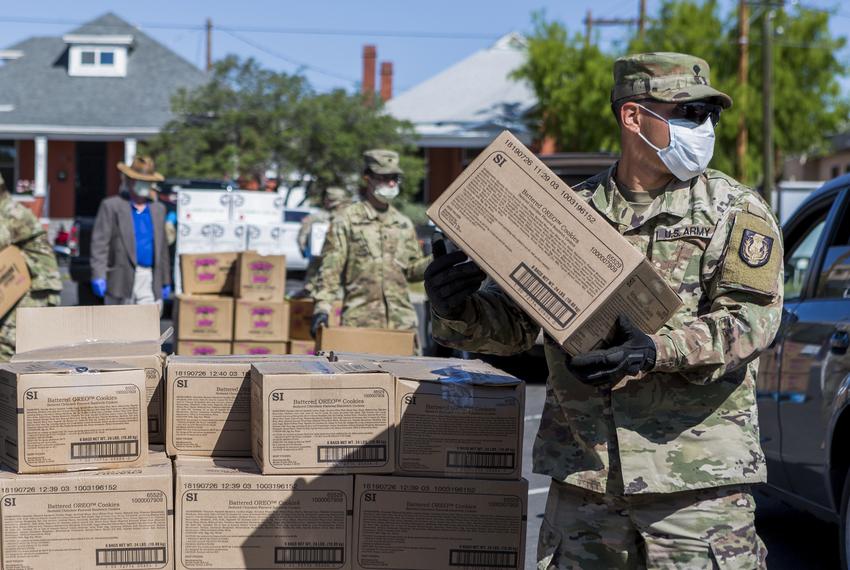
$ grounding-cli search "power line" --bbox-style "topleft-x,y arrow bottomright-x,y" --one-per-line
221,29 -> 358,84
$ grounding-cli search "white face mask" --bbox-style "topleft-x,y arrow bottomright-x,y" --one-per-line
372,183 -> 399,204
133,181 -> 153,199
637,104 -> 716,181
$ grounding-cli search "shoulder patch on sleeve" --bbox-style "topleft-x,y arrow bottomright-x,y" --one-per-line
720,210 -> 780,295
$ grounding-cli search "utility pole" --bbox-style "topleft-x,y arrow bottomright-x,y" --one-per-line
762,7 -> 774,210
638,0 -> 647,41
583,4 -> 646,47
585,10 -> 593,48
206,18 -> 213,72
737,0 -> 749,181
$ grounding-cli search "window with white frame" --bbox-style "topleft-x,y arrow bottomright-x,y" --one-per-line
64,35 -> 131,77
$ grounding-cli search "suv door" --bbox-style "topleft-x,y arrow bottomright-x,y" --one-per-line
757,194 -> 835,491
778,188 -> 850,508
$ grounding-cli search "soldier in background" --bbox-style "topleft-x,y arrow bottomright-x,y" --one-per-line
310,150 -> 430,337
295,186 -> 351,299
0,173 -> 62,361
426,53 -> 783,568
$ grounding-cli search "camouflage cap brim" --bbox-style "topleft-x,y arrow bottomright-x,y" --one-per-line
643,83 -> 733,109
367,163 -> 404,175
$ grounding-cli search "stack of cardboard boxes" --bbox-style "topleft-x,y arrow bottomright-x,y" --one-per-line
177,251 -> 290,356
0,307 -> 175,568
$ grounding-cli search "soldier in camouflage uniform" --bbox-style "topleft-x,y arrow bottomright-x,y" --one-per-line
295,186 -> 351,298
425,53 -> 783,568
0,174 -> 62,361
311,150 -> 430,336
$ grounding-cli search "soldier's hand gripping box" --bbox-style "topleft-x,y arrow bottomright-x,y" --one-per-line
353,475 -> 527,570
0,450 -> 173,569
378,357 -> 525,479
166,354 -> 324,457
0,360 -> 148,474
251,360 -> 395,474
427,130 -> 683,355
12,305 -> 167,444
175,457 -> 353,570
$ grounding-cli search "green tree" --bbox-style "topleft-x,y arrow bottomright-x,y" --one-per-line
513,13 -> 618,153
520,2 -> 848,186
145,55 -> 423,205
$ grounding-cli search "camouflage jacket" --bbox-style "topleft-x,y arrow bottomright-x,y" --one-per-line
314,201 -> 431,330
433,166 -> 784,495
0,193 -> 62,293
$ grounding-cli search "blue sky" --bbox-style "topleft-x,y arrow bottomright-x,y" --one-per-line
1,0 -> 848,95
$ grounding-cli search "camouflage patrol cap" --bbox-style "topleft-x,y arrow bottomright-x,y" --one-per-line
611,52 -> 732,109
364,149 -> 403,175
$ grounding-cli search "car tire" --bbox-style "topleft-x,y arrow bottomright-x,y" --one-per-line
840,469 -> 850,569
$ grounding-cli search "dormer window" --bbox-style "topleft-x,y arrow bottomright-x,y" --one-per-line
63,34 -> 132,77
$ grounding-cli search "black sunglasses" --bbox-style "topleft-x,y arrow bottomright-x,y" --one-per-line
672,101 -> 723,126
369,173 -> 401,184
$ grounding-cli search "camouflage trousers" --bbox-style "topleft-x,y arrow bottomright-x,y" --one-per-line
0,291 -> 61,362
537,479 -> 766,570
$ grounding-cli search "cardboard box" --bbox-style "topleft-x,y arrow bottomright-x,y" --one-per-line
380,357 -> 525,479
176,295 -> 234,341
0,451 -> 173,570
0,246 -> 30,319
236,251 -> 286,300
251,360 -> 395,474
180,252 -> 238,295
232,341 -> 287,355
234,299 -> 290,342
166,355 -> 323,457
175,457 -> 352,570
318,326 -> 416,357
289,298 -> 342,341
12,305 -> 166,444
176,341 -> 232,356
288,339 -> 317,355
0,360 -> 148,473
427,131 -> 683,355
353,475 -> 527,570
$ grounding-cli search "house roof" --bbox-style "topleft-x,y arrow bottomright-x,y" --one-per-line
0,12 -> 207,139
385,33 -> 536,148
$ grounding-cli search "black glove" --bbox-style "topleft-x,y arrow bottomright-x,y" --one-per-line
425,237 -> 486,318
310,312 -> 329,339
568,315 -> 656,387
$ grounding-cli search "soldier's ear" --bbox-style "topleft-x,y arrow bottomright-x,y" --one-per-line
619,102 -> 642,134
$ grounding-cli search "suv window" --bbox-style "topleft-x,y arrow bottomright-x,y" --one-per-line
814,200 -> 850,299
785,216 -> 827,301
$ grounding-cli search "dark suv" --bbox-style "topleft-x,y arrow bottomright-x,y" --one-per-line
756,176 -> 850,565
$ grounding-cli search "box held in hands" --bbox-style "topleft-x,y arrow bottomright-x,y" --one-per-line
427,130 -> 682,355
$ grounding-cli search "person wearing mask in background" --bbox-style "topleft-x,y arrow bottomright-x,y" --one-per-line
0,173 -> 62,361
425,53 -> 783,568
311,150 -> 431,338
90,156 -> 172,307
295,186 -> 352,299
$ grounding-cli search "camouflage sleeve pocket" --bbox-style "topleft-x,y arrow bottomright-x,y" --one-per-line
718,210 -> 781,297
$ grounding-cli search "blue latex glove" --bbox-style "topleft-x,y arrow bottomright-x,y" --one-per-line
161,285 -> 172,301
91,278 -> 107,298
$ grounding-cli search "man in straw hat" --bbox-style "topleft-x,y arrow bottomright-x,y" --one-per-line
426,52 -> 783,568
90,156 -> 172,306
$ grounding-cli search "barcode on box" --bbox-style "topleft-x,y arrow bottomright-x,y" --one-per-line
317,444 -> 386,463
449,549 -> 517,568
275,546 -> 344,565
71,439 -> 139,459
510,262 -> 575,327
96,547 -> 166,566
446,451 -> 515,470
5,438 -> 17,460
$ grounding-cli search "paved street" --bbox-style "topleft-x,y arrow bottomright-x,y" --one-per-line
522,382 -> 841,569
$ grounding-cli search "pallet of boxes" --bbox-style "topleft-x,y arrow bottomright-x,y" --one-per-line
1,305 -> 173,569
167,349 -> 528,570
177,251 -> 294,356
